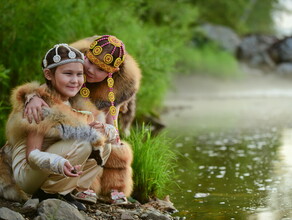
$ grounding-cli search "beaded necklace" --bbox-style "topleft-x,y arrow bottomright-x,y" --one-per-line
79,35 -> 125,136
80,74 -> 119,134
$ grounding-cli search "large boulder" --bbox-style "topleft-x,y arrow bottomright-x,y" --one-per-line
268,36 -> 292,64
200,23 -> 241,54
236,34 -> 278,68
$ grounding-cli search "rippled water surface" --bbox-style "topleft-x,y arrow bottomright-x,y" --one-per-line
162,73 -> 292,219
169,128 -> 288,219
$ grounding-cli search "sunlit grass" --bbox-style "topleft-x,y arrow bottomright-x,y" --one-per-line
125,125 -> 177,203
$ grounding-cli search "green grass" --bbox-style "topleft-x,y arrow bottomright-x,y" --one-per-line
176,42 -> 242,78
125,124 -> 177,203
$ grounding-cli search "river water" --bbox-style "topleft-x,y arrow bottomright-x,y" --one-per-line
161,69 -> 292,219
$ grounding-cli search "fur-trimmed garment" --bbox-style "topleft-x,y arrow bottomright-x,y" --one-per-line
0,82 -> 105,201
70,35 -> 142,135
91,141 -> 133,197
6,82 -> 105,148
0,81 -> 134,201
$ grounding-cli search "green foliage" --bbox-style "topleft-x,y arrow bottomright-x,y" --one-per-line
0,103 -> 10,146
125,125 -> 177,203
0,64 -> 10,92
188,0 -> 279,34
245,0 -> 279,34
178,42 -> 241,77
0,65 -> 11,146
0,0 -> 279,145
0,0 -> 198,135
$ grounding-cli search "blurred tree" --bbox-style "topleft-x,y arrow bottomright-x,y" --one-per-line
186,0 -> 279,34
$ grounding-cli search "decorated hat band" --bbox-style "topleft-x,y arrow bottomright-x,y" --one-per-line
86,50 -> 119,73
43,43 -> 84,69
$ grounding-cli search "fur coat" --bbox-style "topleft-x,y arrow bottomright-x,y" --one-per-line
6,82 -> 105,147
0,82 -> 105,201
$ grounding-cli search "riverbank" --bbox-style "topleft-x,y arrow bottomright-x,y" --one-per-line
0,195 -> 178,219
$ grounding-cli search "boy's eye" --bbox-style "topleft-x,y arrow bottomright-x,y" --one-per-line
77,72 -> 83,76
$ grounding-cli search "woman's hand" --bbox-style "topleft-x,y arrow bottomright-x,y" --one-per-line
89,121 -> 120,144
63,162 -> 82,177
89,121 -> 105,133
23,96 -> 49,124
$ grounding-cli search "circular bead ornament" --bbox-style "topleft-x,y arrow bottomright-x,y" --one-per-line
80,87 -> 90,97
114,57 -> 122,67
53,55 -> 61,63
43,59 -> 47,68
107,77 -> 114,87
110,105 -> 117,116
108,91 -> 115,102
93,46 -> 102,55
90,40 -> 98,49
104,54 -> 113,64
108,36 -> 122,47
68,51 -> 76,59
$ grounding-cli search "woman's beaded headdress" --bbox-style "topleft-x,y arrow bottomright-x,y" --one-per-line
42,43 -> 84,69
86,35 -> 125,73
80,35 -> 126,133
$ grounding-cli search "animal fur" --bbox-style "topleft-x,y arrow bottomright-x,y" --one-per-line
0,143 -> 28,202
70,35 -> 142,136
6,82 -> 105,147
91,141 -> 133,197
0,82 -> 106,201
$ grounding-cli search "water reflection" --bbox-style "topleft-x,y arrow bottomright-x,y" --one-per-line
248,129 -> 292,220
170,128 -> 283,219
162,74 -> 292,219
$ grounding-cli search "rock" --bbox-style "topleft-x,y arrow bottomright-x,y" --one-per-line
143,196 -> 178,214
141,210 -> 172,220
23,198 -> 39,211
121,211 -> 135,220
200,23 -> 241,54
275,62 -> 292,75
94,209 -> 103,216
0,196 -> 179,220
37,199 -> 86,220
268,36 -> 292,64
236,34 -> 278,68
0,207 -> 25,220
